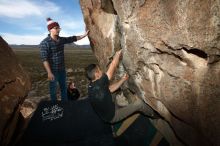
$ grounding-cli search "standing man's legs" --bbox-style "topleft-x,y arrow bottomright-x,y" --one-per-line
58,69 -> 68,101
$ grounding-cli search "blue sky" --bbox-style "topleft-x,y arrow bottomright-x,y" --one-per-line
0,0 -> 89,45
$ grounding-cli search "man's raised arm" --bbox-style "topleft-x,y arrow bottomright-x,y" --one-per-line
106,50 -> 122,80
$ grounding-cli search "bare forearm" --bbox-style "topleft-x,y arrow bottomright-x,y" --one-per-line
106,50 -> 122,80
43,61 -> 52,74
107,58 -> 119,79
109,79 -> 125,93
76,35 -> 86,40
43,61 -> 55,80
109,73 -> 129,93
76,30 -> 89,40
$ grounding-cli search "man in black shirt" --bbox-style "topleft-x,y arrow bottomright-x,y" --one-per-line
85,50 -> 160,123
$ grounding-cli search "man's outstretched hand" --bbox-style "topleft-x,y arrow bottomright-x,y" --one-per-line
85,30 -> 89,36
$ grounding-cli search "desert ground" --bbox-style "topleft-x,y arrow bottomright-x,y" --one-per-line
13,46 -> 97,107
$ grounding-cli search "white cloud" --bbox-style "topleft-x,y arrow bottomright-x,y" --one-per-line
1,33 -> 46,45
73,31 -> 90,45
61,20 -> 83,30
74,36 -> 90,45
60,30 -> 90,45
1,32 -> 90,45
0,0 -> 60,18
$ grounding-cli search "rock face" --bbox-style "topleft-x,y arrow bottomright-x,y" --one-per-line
80,0 -> 220,145
0,37 -> 31,146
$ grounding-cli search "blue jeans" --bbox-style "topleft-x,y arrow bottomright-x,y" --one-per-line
49,70 -> 67,101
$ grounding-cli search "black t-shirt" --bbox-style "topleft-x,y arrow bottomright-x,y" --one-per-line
88,73 -> 115,122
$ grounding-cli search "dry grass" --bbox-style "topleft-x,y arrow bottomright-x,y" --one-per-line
14,47 -> 97,98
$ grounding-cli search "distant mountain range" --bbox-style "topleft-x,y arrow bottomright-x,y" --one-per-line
10,43 -> 91,49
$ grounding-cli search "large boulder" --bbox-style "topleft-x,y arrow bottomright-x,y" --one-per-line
0,37 -> 31,146
80,0 -> 220,145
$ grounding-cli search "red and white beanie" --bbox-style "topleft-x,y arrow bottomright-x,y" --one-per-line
47,17 -> 60,31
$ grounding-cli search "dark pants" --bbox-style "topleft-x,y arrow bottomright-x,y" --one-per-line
110,98 -> 155,123
49,70 -> 67,101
